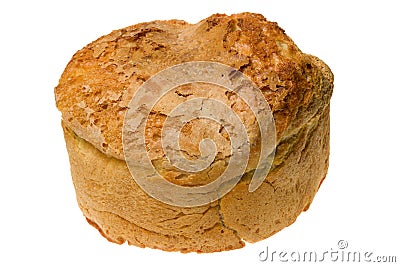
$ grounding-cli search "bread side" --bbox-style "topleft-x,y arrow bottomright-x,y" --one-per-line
62,103 -> 329,252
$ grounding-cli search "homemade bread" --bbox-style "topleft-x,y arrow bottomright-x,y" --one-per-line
55,12 -> 333,252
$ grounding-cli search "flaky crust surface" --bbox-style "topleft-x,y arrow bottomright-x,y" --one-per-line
55,13 -> 332,160
56,12 -> 333,252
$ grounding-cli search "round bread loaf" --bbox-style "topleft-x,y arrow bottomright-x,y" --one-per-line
55,12 -> 333,252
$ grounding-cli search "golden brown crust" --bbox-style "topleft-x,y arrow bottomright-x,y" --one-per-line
55,12 -> 333,160
56,12 -> 334,252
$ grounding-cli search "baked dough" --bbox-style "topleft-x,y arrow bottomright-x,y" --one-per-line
55,12 -> 333,252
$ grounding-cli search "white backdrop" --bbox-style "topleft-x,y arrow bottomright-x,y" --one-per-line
1,0 -> 399,266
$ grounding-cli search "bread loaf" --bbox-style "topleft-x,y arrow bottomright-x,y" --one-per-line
55,12 -> 333,252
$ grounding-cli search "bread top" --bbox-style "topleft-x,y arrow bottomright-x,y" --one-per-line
55,13 -> 333,177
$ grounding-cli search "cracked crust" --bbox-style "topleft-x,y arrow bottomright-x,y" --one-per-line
56,13 -> 333,252
55,12 -> 332,161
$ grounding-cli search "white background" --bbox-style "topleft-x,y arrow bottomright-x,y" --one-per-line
1,0 -> 399,266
